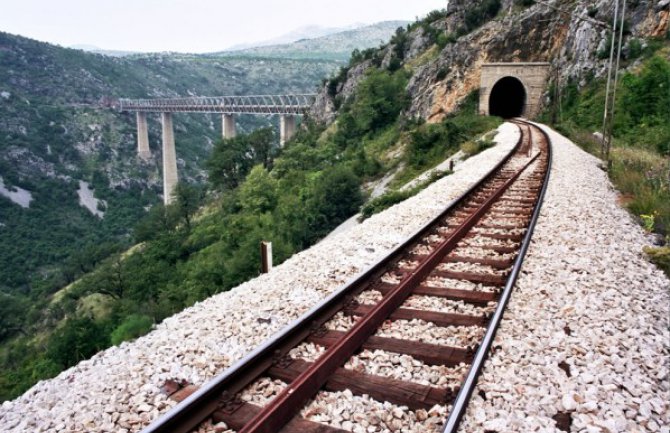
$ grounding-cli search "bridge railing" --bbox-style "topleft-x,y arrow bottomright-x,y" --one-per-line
118,94 -> 317,114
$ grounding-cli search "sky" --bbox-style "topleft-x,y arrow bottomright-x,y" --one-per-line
0,0 -> 447,53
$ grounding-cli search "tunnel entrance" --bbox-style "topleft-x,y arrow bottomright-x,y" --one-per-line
488,76 -> 526,118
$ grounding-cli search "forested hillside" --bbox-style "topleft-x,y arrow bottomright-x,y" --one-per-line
0,22 -> 406,298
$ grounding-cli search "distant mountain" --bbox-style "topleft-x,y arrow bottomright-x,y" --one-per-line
70,44 -> 139,57
226,23 -> 367,51
217,21 -> 410,61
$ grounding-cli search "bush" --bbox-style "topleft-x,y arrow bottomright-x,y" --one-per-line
47,317 -> 109,368
463,0 -> 501,34
360,189 -> 414,219
334,68 -> 409,147
310,166 -> 363,228
548,55 -> 670,245
360,170 -> 452,220
436,33 -> 457,49
626,38 -> 642,60
110,314 -> 153,345
644,246 -> 670,277
461,136 -> 496,157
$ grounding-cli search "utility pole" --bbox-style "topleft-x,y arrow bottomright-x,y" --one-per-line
601,0 -> 626,167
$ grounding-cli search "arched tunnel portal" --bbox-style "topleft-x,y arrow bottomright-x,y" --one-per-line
479,62 -> 551,119
488,76 -> 526,118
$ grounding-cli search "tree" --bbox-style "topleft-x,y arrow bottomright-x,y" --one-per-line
0,293 -> 28,341
169,182 -> 203,230
47,317 -> 109,368
238,165 -> 278,214
133,203 -> 177,242
207,128 -> 276,191
308,166 -> 363,239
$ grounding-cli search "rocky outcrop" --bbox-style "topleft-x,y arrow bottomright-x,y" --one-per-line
308,59 -> 375,123
316,0 -> 667,124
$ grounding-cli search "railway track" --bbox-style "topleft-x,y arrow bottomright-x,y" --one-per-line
144,119 -> 552,433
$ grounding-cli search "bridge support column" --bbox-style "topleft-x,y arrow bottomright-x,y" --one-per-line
280,114 -> 296,146
161,112 -> 178,205
222,113 -> 236,139
136,112 -> 151,159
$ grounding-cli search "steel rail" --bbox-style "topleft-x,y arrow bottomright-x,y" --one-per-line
441,119 -> 553,433
239,151 -> 542,433
140,123 -> 525,433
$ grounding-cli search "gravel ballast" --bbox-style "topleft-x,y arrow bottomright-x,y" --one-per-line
0,125 -> 518,433
458,124 -> 670,433
1,122 -> 667,433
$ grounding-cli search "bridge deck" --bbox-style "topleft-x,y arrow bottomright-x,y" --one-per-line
119,94 -> 316,114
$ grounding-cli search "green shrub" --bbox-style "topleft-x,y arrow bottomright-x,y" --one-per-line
110,314 -> 153,345
461,136 -> 496,157
548,54 -> 670,243
463,0 -> 501,34
644,246 -> 670,277
360,170 -> 452,220
627,38 -> 642,60
47,317 -> 109,368
436,33 -> 457,49
360,190 -> 414,219
334,68 -> 409,148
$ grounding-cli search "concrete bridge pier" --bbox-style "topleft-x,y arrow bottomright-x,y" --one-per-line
161,112 -> 178,205
222,113 -> 236,139
136,112 -> 151,159
280,114 -> 296,146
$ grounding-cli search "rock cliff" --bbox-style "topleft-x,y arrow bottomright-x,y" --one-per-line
311,0 -> 669,124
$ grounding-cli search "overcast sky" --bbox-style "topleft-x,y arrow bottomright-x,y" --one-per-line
0,0 -> 447,53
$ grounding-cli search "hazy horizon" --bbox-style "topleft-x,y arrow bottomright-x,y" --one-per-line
0,0 -> 447,54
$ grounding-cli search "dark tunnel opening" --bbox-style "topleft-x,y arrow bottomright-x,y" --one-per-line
488,76 -> 526,118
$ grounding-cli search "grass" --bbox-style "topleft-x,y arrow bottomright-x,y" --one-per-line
558,125 -> 670,240
545,52 -> 670,277
460,132 -> 497,157
644,246 -> 670,276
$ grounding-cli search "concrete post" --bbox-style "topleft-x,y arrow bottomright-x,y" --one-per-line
136,112 -> 151,159
279,114 -> 296,147
260,241 -> 273,273
161,112 -> 178,205
222,113 -> 236,139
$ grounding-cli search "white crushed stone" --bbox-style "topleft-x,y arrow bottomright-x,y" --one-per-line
344,349 -> 469,388
376,319 -> 485,348
0,175 -> 33,208
77,180 -> 106,218
458,124 -> 670,433
0,123 -> 518,432
300,388 -> 447,433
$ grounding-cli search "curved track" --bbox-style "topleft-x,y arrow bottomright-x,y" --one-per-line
143,119 -> 552,433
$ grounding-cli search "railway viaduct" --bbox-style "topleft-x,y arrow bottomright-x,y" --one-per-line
119,94 -> 315,204
120,62 -> 552,205
479,62 -> 551,119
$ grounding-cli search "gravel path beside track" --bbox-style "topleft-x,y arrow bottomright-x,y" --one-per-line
458,124 -> 670,433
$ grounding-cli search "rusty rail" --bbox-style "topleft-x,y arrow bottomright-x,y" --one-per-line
140,120 -> 552,433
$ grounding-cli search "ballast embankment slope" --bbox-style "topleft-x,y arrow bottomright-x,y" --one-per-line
0,125 -> 519,432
